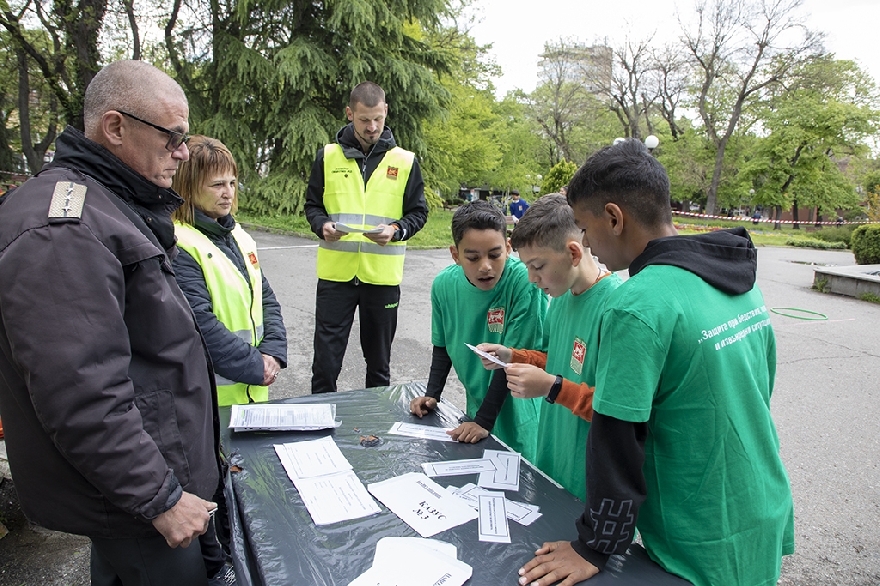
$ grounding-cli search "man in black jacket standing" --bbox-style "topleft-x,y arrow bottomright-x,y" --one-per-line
305,82 -> 428,394
0,60 -> 221,585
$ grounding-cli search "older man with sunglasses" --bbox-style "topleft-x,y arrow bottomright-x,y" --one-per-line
0,60 -> 222,585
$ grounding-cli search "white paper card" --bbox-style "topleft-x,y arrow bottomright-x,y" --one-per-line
477,450 -> 521,491
388,422 -> 456,442
422,458 -> 497,477
294,470 -> 380,526
335,222 -> 384,234
273,436 -> 351,482
230,403 -> 340,431
349,537 -> 472,586
448,483 -> 541,526
367,472 -> 478,537
465,343 -> 509,368
478,494 -> 511,543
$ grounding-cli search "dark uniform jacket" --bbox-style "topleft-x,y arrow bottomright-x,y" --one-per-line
0,127 -> 220,538
173,209 -> 288,385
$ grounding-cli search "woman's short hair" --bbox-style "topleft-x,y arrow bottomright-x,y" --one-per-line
172,135 -> 239,224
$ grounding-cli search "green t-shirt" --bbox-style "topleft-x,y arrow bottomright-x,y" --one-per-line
431,257 -> 547,460
537,273 -> 622,501
593,265 -> 795,586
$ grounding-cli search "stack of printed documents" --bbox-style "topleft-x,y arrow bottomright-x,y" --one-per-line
274,436 -> 380,525
348,537 -> 472,586
230,403 -> 341,431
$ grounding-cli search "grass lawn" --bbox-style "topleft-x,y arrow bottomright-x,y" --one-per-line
236,209 -> 852,251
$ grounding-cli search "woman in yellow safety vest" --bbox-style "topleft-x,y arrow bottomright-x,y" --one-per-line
171,136 -> 287,407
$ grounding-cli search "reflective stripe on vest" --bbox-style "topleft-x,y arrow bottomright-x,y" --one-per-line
174,221 -> 268,406
318,144 -> 413,285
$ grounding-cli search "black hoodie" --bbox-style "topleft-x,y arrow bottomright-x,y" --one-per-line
570,228 -> 761,572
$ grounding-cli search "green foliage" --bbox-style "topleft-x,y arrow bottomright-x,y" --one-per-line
541,160 -> 578,195
808,225 -> 857,247
812,276 -> 829,293
784,237 -> 847,250
857,292 -> 880,304
851,224 -> 880,264
167,0 -> 456,214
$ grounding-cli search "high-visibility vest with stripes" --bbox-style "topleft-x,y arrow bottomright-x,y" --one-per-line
174,221 -> 267,406
318,144 -> 413,285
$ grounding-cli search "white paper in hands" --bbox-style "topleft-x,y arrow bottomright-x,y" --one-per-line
465,343 -> 509,368
334,222 -> 384,234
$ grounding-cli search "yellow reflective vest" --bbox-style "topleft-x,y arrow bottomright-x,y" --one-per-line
318,144 -> 413,285
174,221 -> 267,406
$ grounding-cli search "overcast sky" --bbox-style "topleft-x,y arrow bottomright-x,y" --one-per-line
468,0 -> 880,96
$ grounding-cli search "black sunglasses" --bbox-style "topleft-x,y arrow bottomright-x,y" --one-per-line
117,110 -> 190,152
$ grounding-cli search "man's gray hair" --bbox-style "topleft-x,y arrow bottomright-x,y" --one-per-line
83,60 -> 186,138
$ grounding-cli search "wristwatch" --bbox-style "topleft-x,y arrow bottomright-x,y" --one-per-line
546,375 -> 563,404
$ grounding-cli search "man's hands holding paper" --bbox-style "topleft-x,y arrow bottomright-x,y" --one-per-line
363,223 -> 396,246
518,541 -> 599,586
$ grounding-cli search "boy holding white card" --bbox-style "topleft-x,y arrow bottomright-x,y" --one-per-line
409,201 -> 547,460
477,193 -> 621,500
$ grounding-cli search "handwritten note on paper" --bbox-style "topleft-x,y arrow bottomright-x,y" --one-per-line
230,403 -> 340,431
421,458 -> 497,477
388,422 -> 456,442
478,493 -> 511,543
477,450 -> 521,491
367,472 -> 478,538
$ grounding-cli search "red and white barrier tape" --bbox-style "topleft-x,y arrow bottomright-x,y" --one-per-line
672,210 -> 879,225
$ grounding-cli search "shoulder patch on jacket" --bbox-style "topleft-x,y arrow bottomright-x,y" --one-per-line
48,181 -> 87,221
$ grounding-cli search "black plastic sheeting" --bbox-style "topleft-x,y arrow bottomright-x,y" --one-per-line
219,383 -> 691,586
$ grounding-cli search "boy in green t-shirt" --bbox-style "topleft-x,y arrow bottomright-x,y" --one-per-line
518,140 -> 795,586
410,200 -> 547,461
476,193 -> 621,501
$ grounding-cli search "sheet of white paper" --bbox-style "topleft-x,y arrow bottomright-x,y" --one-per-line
388,422 -> 456,442
464,343 -> 509,368
478,494 -> 511,543
230,403 -> 340,431
373,537 -> 458,562
349,537 -> 472,586
294,470 -> 380,526
367,472 -> 478,538
448,483 -> 541,526
273,436 -> 351,481
334,222 -> 384,234
504,499 -> 542,526
421,458 -> 497,477
477,450 -> 521,491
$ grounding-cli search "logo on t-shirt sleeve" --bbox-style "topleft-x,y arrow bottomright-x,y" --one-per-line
570,336 -> 586,375
487,307 -> 505,334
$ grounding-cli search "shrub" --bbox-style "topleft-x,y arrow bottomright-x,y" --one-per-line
785,237 -> 847,250
851,224 -> 880,264
809,225 -> 856,247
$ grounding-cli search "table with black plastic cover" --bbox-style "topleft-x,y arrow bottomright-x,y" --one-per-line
219,383 -> 690,586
